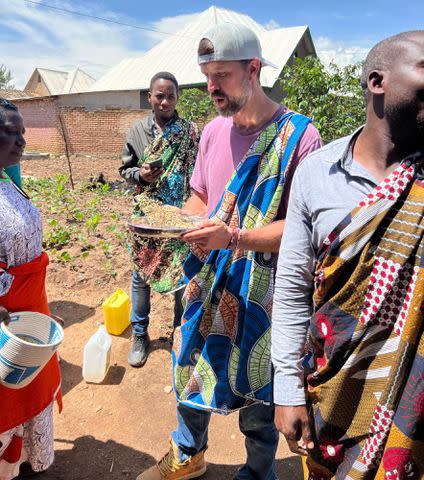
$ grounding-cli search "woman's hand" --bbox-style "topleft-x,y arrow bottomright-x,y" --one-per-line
139,163 -> 163,183
0,306 -> 11,325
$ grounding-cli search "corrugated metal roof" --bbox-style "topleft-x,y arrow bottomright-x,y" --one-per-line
25,68 -> 95,95
62,68 -> 96,93
37,68 -> 68,95
89,6 -> 311,92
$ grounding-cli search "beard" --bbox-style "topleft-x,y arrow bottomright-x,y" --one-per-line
211,78 -> 252,117
385,98 -> 424,153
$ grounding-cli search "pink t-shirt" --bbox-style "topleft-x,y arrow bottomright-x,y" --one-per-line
190,106 -> 323,216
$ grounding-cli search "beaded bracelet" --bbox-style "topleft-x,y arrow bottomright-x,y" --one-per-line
226,227 -> 240,250
225,227 -> 235,249
235,228 -> 244,251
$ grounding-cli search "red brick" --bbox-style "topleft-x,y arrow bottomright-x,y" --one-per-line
13,98 -> 148,156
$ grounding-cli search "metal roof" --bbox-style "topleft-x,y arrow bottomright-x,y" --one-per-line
36,68 -> 67,95
88,6 -> 313,92
25,68 -> 95,95
63,68 -> 96,93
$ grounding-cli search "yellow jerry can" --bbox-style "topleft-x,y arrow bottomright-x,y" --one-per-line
102,288 -> 130,335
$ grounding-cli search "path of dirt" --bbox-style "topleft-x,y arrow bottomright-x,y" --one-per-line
19,155 -> 303,480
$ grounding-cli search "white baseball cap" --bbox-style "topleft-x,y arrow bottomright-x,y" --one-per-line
198,23 -> 278,68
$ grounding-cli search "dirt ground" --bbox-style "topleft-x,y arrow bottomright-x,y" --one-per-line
18,155 -> 303,480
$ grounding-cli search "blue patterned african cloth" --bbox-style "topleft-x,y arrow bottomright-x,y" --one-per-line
172,111 -> 311,413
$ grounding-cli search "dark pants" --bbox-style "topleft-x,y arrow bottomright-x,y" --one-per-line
171,403 -> 279,480
130,270 -> 184,336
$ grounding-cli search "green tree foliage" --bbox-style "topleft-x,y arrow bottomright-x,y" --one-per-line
178,88 -> 215,125
279,56 -> 366,144
0,65 -> 14,89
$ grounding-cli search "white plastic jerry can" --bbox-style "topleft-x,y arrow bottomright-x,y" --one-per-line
82,325 -> 112,383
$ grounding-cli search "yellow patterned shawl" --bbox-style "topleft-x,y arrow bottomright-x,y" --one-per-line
305,153 -> 424,480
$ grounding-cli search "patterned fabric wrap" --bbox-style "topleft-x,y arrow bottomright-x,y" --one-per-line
131,116 -> 199,293
305,153 -> 424,480
172,112 -> 311,413
0,403 -> 54,478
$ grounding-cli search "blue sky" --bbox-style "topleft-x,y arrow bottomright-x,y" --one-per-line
1,0 -> 423,88
124,0 -> 423,44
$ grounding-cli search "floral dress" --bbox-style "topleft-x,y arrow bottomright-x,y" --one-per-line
0,176 -> 54,479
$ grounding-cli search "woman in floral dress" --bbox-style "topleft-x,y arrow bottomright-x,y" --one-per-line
0,98 -> 61,479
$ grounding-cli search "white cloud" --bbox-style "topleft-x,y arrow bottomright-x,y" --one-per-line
150,12 -> 200,41
1,2 -> 372,90
264,19 -> 281,30
315,36 -> 370,68
0,0 -> 198,88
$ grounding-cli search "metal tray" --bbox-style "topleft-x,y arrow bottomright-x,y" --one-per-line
128,222 -> 196,238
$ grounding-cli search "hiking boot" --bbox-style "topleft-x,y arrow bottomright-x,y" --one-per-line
128,334 -> 149,367
136,440 -> 206,480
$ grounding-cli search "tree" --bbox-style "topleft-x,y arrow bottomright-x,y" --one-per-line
279,56 -> 366,144
0,65 -> 14,90
178,88 -> 215,126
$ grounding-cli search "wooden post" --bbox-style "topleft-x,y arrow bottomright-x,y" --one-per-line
58,112 -> 75,190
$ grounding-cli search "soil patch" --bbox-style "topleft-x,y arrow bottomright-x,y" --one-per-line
19,155 -> 302,480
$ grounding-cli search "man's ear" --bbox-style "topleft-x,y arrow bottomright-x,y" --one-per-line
249,58 -> 261,81
368,71 -> 385,95
148,91 -> 152,102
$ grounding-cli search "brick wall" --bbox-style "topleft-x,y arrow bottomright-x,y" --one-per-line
16,97 -> 64,153
60,107 -> 144,155
14,97 -> 148,156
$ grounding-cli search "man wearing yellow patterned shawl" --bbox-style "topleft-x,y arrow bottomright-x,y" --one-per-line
272,31 -> 424,480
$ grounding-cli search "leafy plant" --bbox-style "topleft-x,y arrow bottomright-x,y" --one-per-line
104,259 -> 117,277
23,177 -> 54,193
0,64 -> 14,89
44,219 -> 71,249
97,182 -> 110,195
58,251 -> 72,262
53,175 -> 68,198
85,212 -> 102,234
99,240 -> 113,258
178,88 -> 215,124
106,223 -> 124,240
73,210 -> 84,222
24,172 -> 129,277
106,224 -> 118,234
278,56 -> 366,144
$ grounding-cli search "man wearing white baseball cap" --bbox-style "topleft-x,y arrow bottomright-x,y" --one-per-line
196,23 -> 278,67
136,23 -> 322,480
